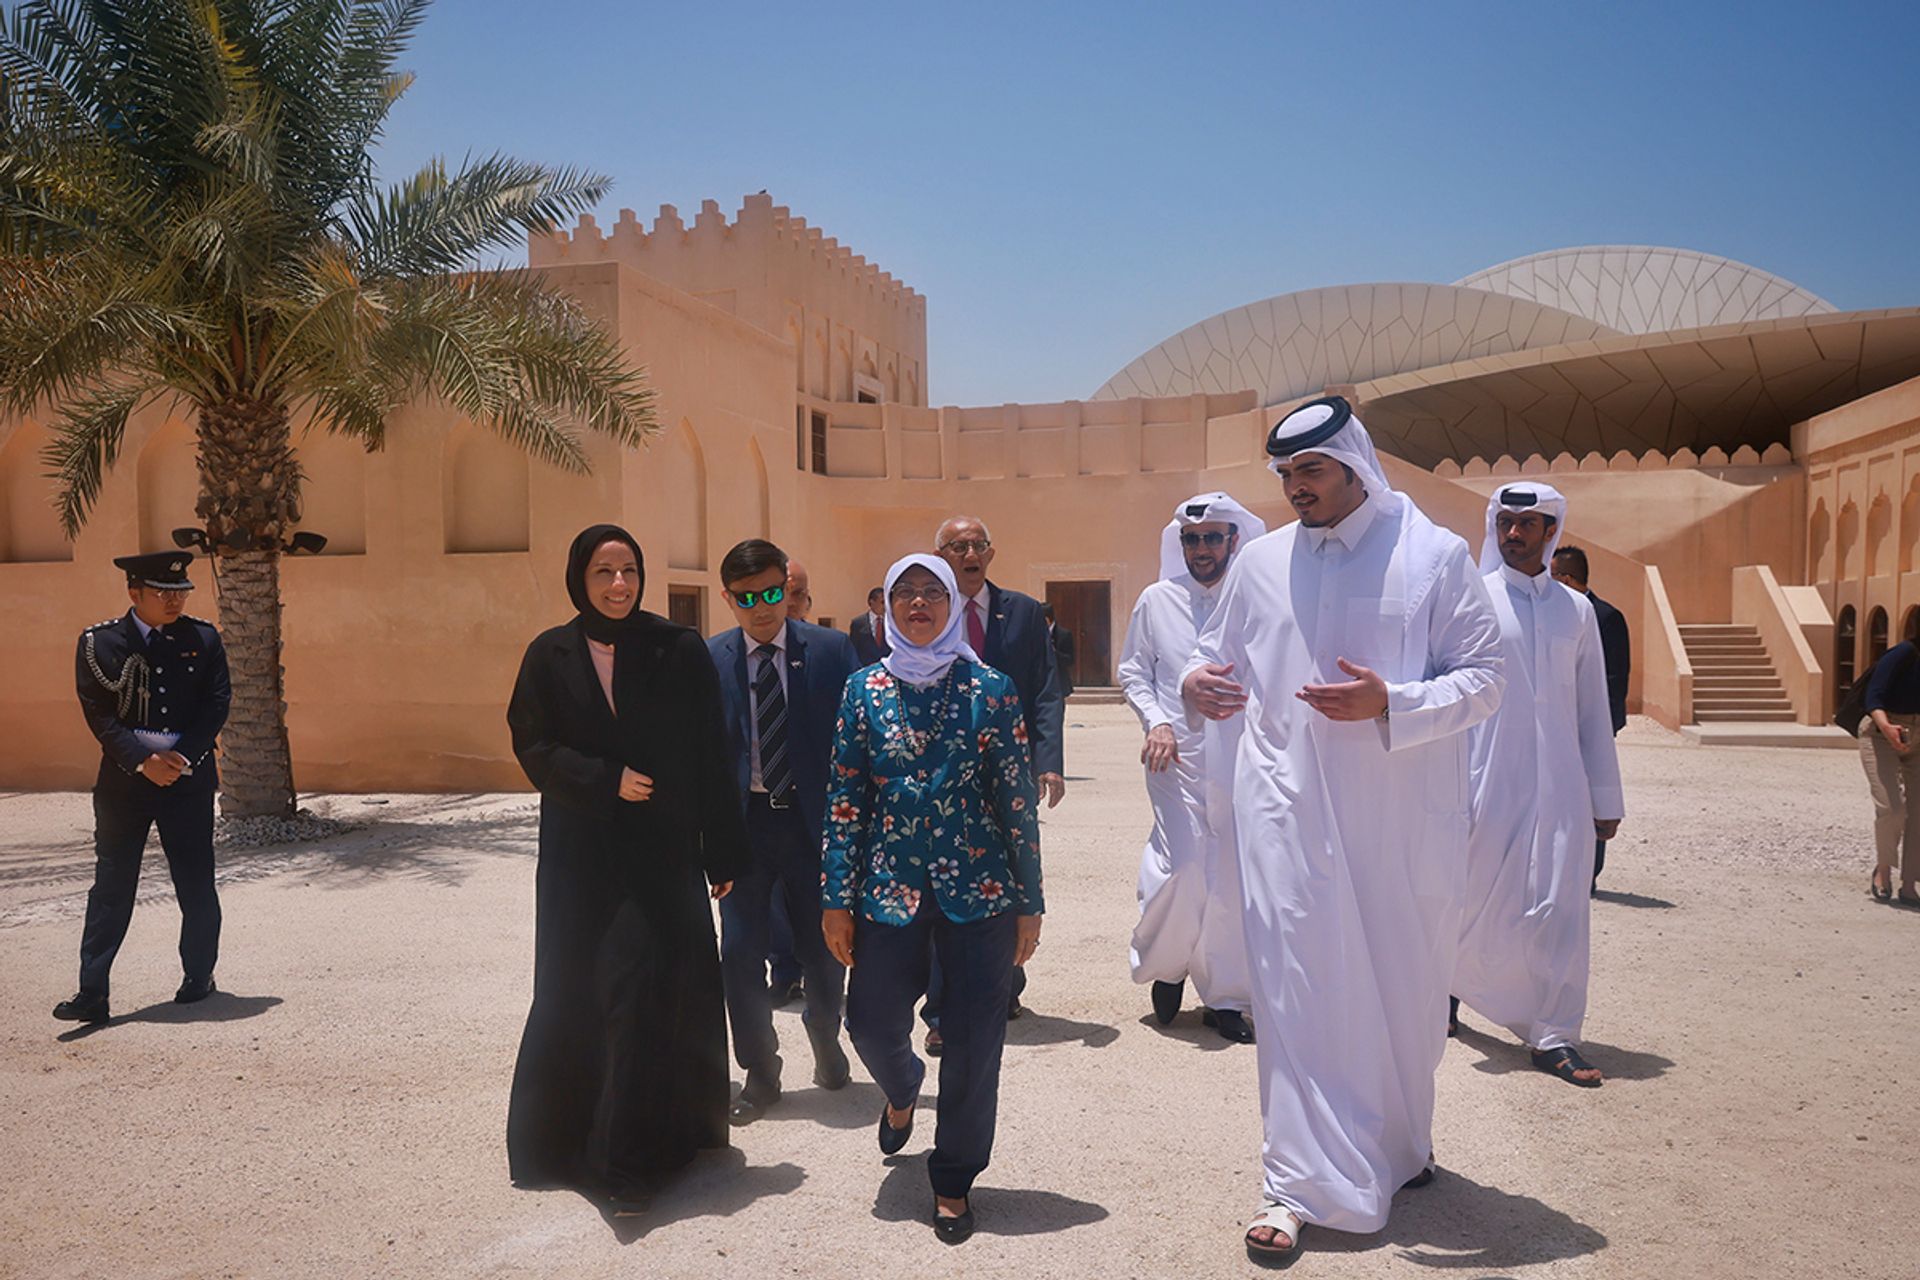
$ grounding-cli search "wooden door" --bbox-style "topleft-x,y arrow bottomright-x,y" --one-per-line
1045,580 -> 1112,688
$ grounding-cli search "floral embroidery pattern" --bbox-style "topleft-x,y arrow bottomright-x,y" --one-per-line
819,659 -> 1044,926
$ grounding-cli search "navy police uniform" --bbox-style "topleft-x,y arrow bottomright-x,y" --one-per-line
58,551 -> 231,1021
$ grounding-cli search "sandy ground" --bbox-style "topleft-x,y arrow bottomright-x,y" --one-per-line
2,706 -> 1917,1279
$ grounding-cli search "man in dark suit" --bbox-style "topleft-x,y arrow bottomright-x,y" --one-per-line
709,539 -> 858,1123
849,586 -> 890,666
1552,545 -> 1631,892
55,551 -> 231,1025
919,515 -> 1065,1048
1043,603 -> 1076,700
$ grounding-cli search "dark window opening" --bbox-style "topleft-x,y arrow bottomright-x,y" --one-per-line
810,411 -> 829,476
1835,605 -> 1857,704
668,585 -> 704,634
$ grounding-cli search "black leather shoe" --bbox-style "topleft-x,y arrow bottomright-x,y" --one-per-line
878,1101 -> 915,1155
1205,1008 -> 1255,1043
175,975 -> 217,1004
769,979 -> 804,1009
1006,996 -> 1025,1021
923,1027 -> 943,1057
933,1199 -> 975,1244
53,992 -> 109,1024
1151,979 -> 1184,1026
729,1064 -> 782,1125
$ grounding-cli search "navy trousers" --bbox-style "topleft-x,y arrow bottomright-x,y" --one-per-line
922,953 -> 1027,1029
78,780 -> 220,998
768,885 -> 803,990
719,796 -> 846,1077
848,901 -> 1017,1198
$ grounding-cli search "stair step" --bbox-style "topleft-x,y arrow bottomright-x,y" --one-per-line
1693,674 -> 1784,688
1679,625 -> 1762,637
1694,698 -> 1795,712
1694,709 -> 1799,722
1685,641 -> 1767,654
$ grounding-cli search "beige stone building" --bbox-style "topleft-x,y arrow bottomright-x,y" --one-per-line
5,197 -> 1918,789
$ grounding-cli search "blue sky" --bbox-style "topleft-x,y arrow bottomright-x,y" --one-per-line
374,1 -> 1920,406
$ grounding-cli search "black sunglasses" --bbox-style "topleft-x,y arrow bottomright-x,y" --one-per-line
1179,531 -> 1230,548
730,585 -> 786,609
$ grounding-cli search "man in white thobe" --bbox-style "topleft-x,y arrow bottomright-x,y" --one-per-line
1119,492 -> 1267,1043
1452,483 -> 1624,1088
1180,397 -> 1504,1261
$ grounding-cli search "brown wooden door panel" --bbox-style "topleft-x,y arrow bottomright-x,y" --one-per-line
1044,580 -> 1112,687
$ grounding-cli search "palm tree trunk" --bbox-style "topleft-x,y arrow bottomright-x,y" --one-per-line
196,395 -> 301,817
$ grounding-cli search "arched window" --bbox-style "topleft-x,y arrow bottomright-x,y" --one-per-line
1,419 -> 74,562
137,417 -> 199,553
1869,607 -> 1891,664
1904,606 -> 1920,646
748,437 -> 770,540
1835,605 -> 1857,701
663,420 -> 707,571
443,423 -> 529,554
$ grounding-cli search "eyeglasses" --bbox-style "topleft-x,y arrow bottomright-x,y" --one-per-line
149,586 -> 194,599
1179,531 -> 1230,548
729,585 -> 786,609
889,584 -> 951,604
938,539 -> 991,556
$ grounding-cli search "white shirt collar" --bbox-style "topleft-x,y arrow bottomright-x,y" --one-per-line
1302,494 -> 1378,552
961,583 -> 989,611
129,610 -> 157,641
1501,562 -> 1554,596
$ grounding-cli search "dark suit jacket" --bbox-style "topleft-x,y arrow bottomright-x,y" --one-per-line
976,581 -> 1065,776
1588,590 -> 1631,735
76,611 -> 230,799
1050,625 -> 1076,699
849,610 -> 890,666
708,618 -> 860,853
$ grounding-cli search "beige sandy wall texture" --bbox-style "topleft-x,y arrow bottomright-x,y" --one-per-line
2,707 -> 1916,1279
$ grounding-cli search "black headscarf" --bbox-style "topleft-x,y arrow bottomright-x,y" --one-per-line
566,524 -> 649,644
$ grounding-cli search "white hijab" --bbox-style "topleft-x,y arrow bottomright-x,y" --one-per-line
1159,491 -> 1269,581
1266,397 -> 1401,514
881,553 -> 979,687
1477,481 -> 1568,576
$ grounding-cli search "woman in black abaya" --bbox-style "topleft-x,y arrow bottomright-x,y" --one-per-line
506,524 -> 745,1202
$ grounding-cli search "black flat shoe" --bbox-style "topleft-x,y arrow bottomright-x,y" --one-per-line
729,1066 -> 782,1125
933,1199 -> 974,1244
1151,979 -> 1184,1026
1870,874 -> 1893,902
1531,1045 -> 1603,1088
175,975 -> 216,1004
878,1102 -> 915,1155
812,1041 -> 851,1091
1206,1009 -> 1255,1043
52,992 -> 109,1024
1401,1155 -> 1437,1189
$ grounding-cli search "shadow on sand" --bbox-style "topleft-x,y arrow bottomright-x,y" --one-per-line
55,990 -> 283,1041
1310,1167 -> 1607,1269
1453,1023 -> 1675,1082
1592,888 -> 1677,910
1134,1011 -> 1248,1053
1004,1010 -> 1120,1050
872,1155 -> 1109,1237
571,1148 -> 807,1243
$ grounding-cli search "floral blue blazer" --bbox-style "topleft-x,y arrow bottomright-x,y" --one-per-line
821,659 -> 1044,925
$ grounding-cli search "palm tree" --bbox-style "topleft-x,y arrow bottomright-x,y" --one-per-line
0,1 -> 656,816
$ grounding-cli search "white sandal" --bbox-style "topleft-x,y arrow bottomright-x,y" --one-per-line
1244,1201 -> 1304,1266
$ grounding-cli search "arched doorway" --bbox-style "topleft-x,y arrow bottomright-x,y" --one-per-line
1906,606 -> 1920,646
1835,606 -> 1857,702
1869,607 -> 1891,665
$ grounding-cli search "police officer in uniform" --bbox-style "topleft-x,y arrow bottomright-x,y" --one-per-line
53,551 -> 231,1024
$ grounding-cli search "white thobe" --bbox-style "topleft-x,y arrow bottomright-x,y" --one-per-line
1118,574 -> 1251,1013
1183,494 -> 1504,1233
1455,566 -> 1625,1051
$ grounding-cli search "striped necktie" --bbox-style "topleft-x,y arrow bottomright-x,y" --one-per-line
754,643 -> 793,801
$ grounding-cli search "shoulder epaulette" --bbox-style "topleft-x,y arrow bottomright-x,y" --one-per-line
84,617 -> 122,631
180,614 -> 215,627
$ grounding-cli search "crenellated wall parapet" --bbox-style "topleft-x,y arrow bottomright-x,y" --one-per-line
1434,442 -> 1794,479
531,192 -> 929,406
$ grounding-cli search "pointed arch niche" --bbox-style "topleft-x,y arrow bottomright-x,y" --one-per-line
443,422 -> 529,554
137,416 -> 200,553
749,437 -> 770,540
0,419 -> 73,562
664,419 -> 708,571
293,427 -> 368,554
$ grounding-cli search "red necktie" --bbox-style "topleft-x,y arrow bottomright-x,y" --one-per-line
966,599 -> 987,654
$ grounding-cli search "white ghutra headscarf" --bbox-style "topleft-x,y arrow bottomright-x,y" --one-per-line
880,553 -> 979,687
1477,481 -> 1569,575
1159,491 -> 1268,581
1265,396 -> 1401,514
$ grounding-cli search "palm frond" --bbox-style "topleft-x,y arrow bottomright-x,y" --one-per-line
348,154 -> 611,278
39,375 -> 166,535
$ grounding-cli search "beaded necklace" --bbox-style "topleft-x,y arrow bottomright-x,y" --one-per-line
890,665 -> 958,757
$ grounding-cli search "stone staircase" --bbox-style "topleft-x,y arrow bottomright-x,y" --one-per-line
1680,624 -> 1794,722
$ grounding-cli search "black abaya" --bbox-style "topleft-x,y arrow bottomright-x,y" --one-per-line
505,610 -> 746,1196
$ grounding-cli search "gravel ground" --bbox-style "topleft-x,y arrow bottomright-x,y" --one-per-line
0,708 -> 1915,1279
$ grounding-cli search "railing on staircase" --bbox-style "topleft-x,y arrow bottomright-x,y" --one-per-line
1639,567 -> 1693,728
1730,566 -> 1830,725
